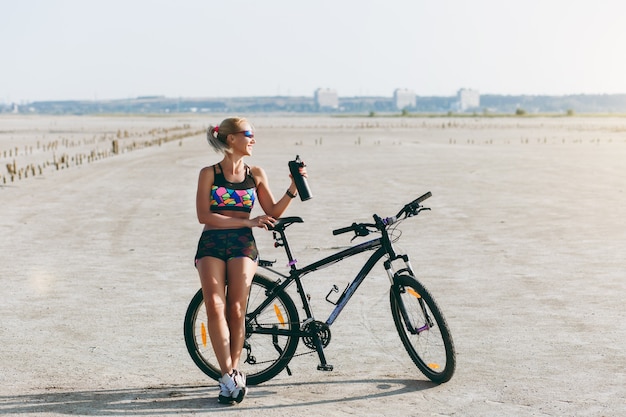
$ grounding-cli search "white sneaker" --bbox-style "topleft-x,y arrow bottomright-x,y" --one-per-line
231,369 -> 248,403
218,373 -> 236,405
217,370 -> 247,404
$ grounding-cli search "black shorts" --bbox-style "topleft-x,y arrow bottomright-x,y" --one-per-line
195,228 -> 259,264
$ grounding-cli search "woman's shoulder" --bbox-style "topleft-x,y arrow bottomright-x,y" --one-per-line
199,164 -> 217,179
248,165 -> 267,178
247,165 -> 268,188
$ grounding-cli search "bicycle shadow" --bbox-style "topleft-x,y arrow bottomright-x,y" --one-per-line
245,378 -> 437,411
0,378 -> 437,415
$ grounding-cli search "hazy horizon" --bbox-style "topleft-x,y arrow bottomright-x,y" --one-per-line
3,0 -> 626,103
8,91 -> 626,106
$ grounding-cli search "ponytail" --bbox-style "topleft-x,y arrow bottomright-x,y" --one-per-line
206,124 -> 229,153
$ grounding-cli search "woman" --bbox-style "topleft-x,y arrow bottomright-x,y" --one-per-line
195,117 -> 303,404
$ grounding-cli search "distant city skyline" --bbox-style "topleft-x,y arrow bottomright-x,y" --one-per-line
9,91 -> 626,115
2,0 -> 626,103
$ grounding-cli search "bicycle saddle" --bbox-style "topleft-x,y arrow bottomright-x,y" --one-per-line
269,216 -> 303,232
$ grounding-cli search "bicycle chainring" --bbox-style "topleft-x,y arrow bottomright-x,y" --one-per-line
302,320 -> 331,350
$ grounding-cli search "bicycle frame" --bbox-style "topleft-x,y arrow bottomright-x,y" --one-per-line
259,238 -> 384,325
246,218 -> 418,371
251,220 -> 414,329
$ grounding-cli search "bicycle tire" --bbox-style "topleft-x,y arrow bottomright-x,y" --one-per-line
390,274 -> 456,383
183,273 -> 300,385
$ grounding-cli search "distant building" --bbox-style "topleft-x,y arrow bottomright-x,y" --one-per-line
393,88 -> 416,110
456,88 -> 480,111
314,88 -> 338,109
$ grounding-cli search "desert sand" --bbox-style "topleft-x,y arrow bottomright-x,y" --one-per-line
1,114 -> 625,416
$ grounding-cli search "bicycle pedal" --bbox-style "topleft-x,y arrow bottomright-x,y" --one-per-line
317,364 -> 334,371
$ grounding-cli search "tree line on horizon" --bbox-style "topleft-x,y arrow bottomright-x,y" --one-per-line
3,93 -> 626,115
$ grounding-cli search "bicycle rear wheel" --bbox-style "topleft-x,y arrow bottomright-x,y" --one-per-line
390,274 -> 455,383
183,273 -> 300,385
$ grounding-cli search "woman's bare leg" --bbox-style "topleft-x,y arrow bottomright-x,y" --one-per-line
197,257 -> 233,375
225,257 -> 257,370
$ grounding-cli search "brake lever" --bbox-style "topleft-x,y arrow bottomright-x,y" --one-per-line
350,224 -> 370,241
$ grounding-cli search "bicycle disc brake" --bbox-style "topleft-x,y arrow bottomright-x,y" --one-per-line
302,320 -> 331,350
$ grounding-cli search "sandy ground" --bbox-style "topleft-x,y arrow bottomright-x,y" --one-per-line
1,115 -> 625,416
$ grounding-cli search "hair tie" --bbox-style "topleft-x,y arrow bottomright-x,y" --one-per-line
212,126 -> 219,139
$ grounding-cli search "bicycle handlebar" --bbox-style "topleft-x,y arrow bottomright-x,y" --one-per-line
332,191 -> 432,236
332,222 -> 374,236
332,224 -> 356,236
395,191 -> 432,218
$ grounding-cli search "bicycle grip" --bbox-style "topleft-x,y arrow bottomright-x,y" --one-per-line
414,191 -> 432,205
332,223 -> 356,235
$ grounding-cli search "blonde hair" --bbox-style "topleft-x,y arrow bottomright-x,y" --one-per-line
207,117 -> 249,153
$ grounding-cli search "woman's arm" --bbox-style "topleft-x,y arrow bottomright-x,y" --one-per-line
252,165 -> 298,219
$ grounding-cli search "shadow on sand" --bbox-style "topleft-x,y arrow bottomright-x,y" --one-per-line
0,378 -> 436,415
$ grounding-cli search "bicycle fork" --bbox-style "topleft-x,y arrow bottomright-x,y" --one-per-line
385,255 -> 432,335
384,253 -> 415,284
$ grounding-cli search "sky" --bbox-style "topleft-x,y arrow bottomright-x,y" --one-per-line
2,0 -> 626,103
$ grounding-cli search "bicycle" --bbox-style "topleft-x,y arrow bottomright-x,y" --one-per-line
184,191 -> 456,385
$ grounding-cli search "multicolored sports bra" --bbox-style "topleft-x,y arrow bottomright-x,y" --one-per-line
210,163 -> 257,213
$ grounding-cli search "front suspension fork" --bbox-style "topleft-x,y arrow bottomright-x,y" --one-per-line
386,255 -> 432,335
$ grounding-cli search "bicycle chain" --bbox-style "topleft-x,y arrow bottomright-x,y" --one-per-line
245,320 -> 331,366
247,349 -> 317,366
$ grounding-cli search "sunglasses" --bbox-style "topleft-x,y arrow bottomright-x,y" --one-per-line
235,130 -> 255,138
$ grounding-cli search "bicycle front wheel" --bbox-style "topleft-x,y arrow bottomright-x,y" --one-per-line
183,273 -> 300,385
390,274 -> 456,383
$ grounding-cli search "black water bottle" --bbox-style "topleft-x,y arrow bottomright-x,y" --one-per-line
288,155 -> 312,201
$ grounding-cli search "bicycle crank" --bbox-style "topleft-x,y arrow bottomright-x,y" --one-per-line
302,320 -> 331,350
